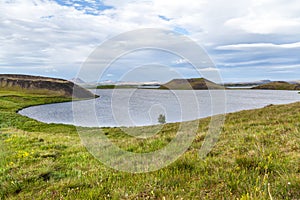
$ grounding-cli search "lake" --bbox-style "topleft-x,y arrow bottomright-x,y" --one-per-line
19,89 -> 300,127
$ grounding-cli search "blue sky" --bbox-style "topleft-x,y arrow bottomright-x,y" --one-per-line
1,0 -> 300,83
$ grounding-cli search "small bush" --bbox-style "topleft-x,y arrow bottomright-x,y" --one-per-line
158,114 -> 166,124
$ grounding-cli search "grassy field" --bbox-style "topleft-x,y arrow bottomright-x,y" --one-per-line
0,90 -> 299,199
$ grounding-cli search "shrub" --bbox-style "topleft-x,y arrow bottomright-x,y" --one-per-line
158,114 -> 166,124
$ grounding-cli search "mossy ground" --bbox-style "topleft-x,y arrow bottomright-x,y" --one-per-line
0,90 -> 299,199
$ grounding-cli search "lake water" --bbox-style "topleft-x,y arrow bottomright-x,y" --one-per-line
19,89 -> 300,127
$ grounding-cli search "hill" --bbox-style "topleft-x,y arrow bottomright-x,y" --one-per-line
159,78 -> 225,90
252,81 -> 300,90
0,74 -> 96,98
224,80 -> 271,87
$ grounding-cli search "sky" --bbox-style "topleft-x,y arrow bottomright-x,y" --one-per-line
1,0 -> 300,83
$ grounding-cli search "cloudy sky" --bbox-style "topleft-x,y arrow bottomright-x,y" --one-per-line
1,0 -> 300,83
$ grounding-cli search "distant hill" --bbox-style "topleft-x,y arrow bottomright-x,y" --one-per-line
0,74 -> 97,98
224,80 -> 271,87
252,81 -> 300,90
159,78 -> 225,90
96,84 -> 117,89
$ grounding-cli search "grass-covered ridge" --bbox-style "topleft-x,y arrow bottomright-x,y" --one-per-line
159,78 -> 225,90
252,81 -> 300,90
0,90 -> 299,199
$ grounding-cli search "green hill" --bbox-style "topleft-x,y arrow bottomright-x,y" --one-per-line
159,78 -> 225,90
0,74 -> 97,98
252,81 -> 300,90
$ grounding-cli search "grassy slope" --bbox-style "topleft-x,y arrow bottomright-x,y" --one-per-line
252,81 -> 300,90
0,90 -> 300,199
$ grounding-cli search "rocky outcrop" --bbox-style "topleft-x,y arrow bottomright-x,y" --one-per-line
0,74 -> 97,98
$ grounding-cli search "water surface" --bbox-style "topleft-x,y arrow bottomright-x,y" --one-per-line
19,89 -> 300,127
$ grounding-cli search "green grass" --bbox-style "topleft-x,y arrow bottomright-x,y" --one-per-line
0,90 -> 299,199
96,85 -> 116,89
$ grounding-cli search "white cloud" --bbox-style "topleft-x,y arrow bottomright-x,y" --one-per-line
216,42 -> 300,51
226,17 -> 300,35
173,58 -> 188,64
217,58 -> 298,67
0,0 -> 123,77
224,0 -> 300,34
272,64 -> 300,70
1,0 -> 300,81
